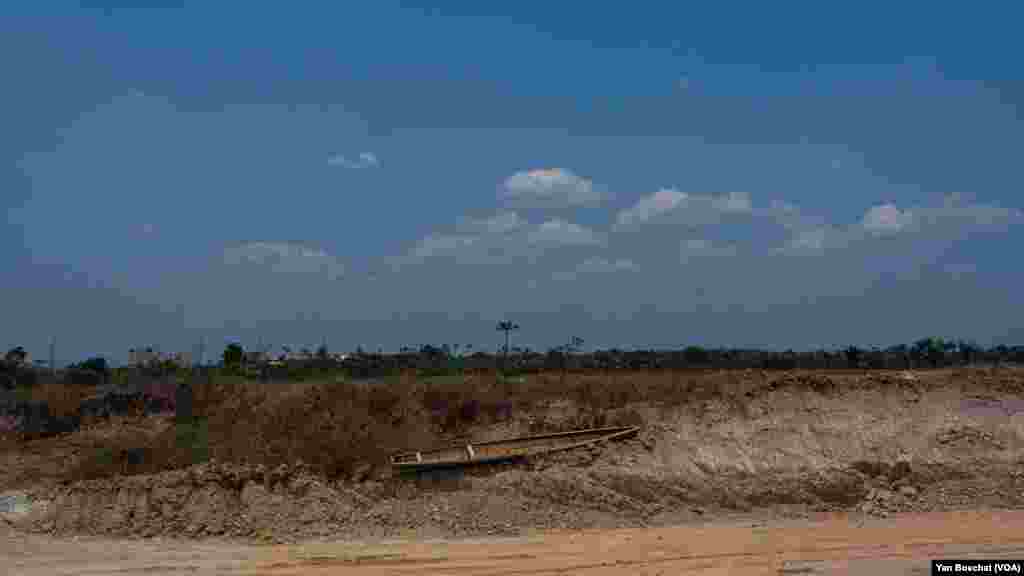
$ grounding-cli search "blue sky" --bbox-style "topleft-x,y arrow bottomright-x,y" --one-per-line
4,2 -> 1023,365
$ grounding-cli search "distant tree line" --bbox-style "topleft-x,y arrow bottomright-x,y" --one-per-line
3,338 -> 1023,389
209,338 -> 1024,379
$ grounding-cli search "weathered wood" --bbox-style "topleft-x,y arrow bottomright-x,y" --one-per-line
391,425 -> 640,471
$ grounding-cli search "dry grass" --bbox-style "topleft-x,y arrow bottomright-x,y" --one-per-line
17,382 -> 95,420
56,367 -> 941,483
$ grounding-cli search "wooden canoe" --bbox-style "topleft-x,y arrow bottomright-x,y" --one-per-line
390,425 -> 640,471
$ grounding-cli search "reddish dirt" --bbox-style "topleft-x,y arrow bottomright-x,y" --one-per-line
5,510 -> 1024,575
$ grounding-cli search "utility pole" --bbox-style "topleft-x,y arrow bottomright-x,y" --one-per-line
49,336 -> 56,377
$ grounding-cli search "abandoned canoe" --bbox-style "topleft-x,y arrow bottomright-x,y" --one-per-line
390,425 -> 640,471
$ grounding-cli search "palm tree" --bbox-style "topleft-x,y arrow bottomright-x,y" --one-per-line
496,321 -> 520,366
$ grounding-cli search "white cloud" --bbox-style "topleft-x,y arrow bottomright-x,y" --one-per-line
404,212 -> 600,268
862,203 -> 914,234
855,196 -> 1021,240
615,189 -> 687,227
615,189 -> 752,228
223,241 -> 345,279
411,234 -> 477,259
680,238 -> 739,260
501,168 -> 603,207
765,199 -> 826,231
579,257 -> 635,273
788,228 -> 828,251
462,211 -> 524,235
924,194 -> 1023,229
553,257 -> 635,281
771,196 -> 1022,255
714,191 -> 753,213
327,151 -> 379,169
527,219 -> 602,246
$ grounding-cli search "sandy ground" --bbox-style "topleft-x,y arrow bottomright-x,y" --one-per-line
5,509 -> 1024,575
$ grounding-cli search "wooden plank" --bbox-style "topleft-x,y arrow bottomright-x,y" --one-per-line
468,426 -> 637,448
391,426 -> 640,470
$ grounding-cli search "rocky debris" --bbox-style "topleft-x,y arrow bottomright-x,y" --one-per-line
934,426 -> 1005,450
350,463 -> 373,484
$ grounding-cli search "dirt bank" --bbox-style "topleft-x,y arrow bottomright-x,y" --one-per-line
2,367 -> 1023,543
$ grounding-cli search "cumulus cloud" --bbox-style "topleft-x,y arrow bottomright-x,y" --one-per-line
552,257 -> 635,282
327,151 -> 379,169
500,168 -> 604,207
771,195 -> 1021,255
853,196 -> 1020,242
766,199 -> 826,231
578,257 -> 635,273
222,241 -> 345,279
783,227 -> 831,253
411,234 -> 477,259
527,219 -> 603,246
715,191 -> 754,213
615,189 -> 686,227
680,238 -> 740,259
460,211 -> 525,235
861,203 -> 914,234
377,179 -> 1020,332
403,212 -> 602,269
615,189 -> 752,228
917,194 -> 1023,230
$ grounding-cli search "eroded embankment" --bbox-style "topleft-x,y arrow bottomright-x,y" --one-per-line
4,368 -> 1024,542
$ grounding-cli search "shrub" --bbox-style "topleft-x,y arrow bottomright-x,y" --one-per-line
683,346 -> 711,365
65,368 -> 104,387
762,354 -> 797,371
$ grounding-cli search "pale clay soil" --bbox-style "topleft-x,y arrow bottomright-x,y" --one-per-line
3,367 -> 1024,574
